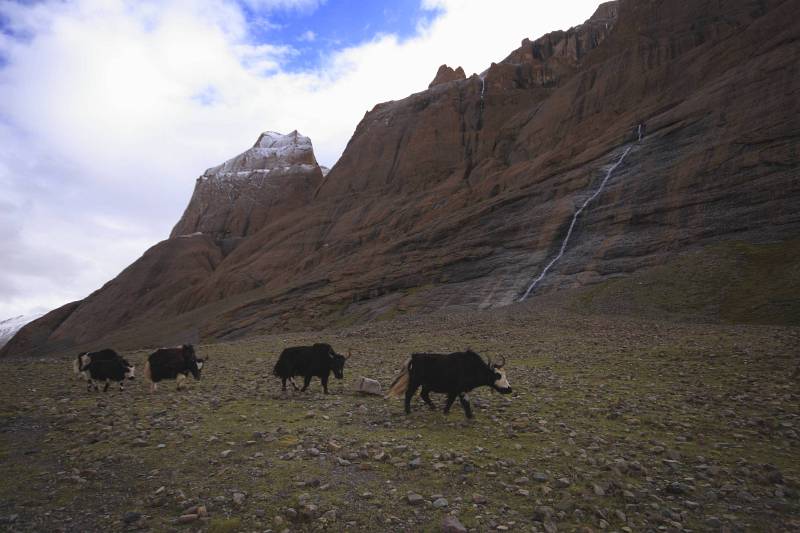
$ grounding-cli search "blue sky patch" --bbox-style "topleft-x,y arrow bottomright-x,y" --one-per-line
240,0 -> 442,72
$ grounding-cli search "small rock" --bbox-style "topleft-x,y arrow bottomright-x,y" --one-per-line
221,449 -> 233,458
300,503 -> 318,519
432,497 -> 448,508
374,451 -> 388,462
442,515 -> 467,533
356,377 -> 382,396
533,506 -> 555,522
472,494 -> 487,505
409,457 -> 422,469
407,493 -> 424,505
666,482 -> 691,495
122,511 -> 141,524
177,514 -> 198,524
554,477 -> 571,488
232,492 -> 246,506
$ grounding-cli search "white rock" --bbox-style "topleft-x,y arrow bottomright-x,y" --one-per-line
355,377 -> 382,396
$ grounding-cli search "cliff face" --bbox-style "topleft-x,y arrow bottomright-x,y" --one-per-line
4,0 -> 799,357
171,131 -> 323,240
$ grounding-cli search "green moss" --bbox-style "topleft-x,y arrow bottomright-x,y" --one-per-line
576,238 -> 800,325
208,517 -> 242,533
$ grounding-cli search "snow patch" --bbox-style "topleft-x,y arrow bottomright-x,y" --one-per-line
203,130 -> 319,180
0,313 -> 44,348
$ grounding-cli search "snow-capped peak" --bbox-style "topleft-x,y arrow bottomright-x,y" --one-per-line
0,313 -> 43,348
203,130 -> 318,180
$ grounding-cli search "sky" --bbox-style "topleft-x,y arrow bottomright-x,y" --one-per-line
0,0 -> 602,319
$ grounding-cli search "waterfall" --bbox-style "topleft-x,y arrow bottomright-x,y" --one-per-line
518,145 -> 633,302
480,75 -> 486,101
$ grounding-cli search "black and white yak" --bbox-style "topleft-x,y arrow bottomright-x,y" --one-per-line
74,349 -> 135,392
272,343 -> 349,394
144,344 -> 204,392
385,350 -> 511,418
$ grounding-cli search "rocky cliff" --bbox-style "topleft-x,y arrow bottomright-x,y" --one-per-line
3,0 -> 798,357
171,131 -> 323,241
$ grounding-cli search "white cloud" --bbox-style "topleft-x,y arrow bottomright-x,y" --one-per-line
299,29 -> 316,42
0,0 -> 602,318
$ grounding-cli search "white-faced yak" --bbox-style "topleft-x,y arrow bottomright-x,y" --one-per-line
386,350 -> 511,418
75,349 -> 135,392
144,344 -> 204,392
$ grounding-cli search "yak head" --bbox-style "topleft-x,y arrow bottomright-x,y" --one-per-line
486,354 -> 512,394
73,353 -> 87,377
329,347 -> 350,379
183,344 -> 204,379
123,358 -> 136,380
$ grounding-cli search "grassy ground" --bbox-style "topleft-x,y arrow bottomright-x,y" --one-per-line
575,239 -> 800,326
0,297 -> 798,532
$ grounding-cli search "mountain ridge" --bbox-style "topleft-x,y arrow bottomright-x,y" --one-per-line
3,0 -> 798,358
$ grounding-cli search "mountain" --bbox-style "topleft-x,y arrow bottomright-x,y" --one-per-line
171,130 -> 323,241
0,314 -> 43,349
3,0 -> 798,358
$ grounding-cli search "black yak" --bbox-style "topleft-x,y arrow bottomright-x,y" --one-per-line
273,343 -> 349,394
386,350 -> 511,418
144,344 -> 204,392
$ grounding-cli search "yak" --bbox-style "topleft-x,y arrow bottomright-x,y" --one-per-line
144,344 -> 204,392
386,350 -> 511,418
76,350 -> 135,392
273,343 -> 349,394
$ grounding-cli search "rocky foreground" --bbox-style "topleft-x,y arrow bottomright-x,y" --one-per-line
1,302 -> 798,532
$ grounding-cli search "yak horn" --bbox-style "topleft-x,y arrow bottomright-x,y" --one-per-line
495,355 -> 506,368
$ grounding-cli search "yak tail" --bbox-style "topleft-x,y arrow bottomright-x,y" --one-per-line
384,358 -> 412,399
144,360 -> 152,382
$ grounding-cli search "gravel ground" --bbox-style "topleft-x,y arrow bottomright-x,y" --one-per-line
0,303 -> 798,532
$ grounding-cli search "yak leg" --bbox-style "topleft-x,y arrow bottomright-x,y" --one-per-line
443,393 -> 458,415
420,387 -> 437,410
103,380 -> 110,393
281,377 -> 288,392
404,381 -> 421,414
301,375 -> 312,392
289,378 -> 300,391
150,381 -> 158,393
119,380 -> 125,392
321,374 -> 330,394
176,374 -> 186,391
458,393 -> 474,419
86,379 -> 93,392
